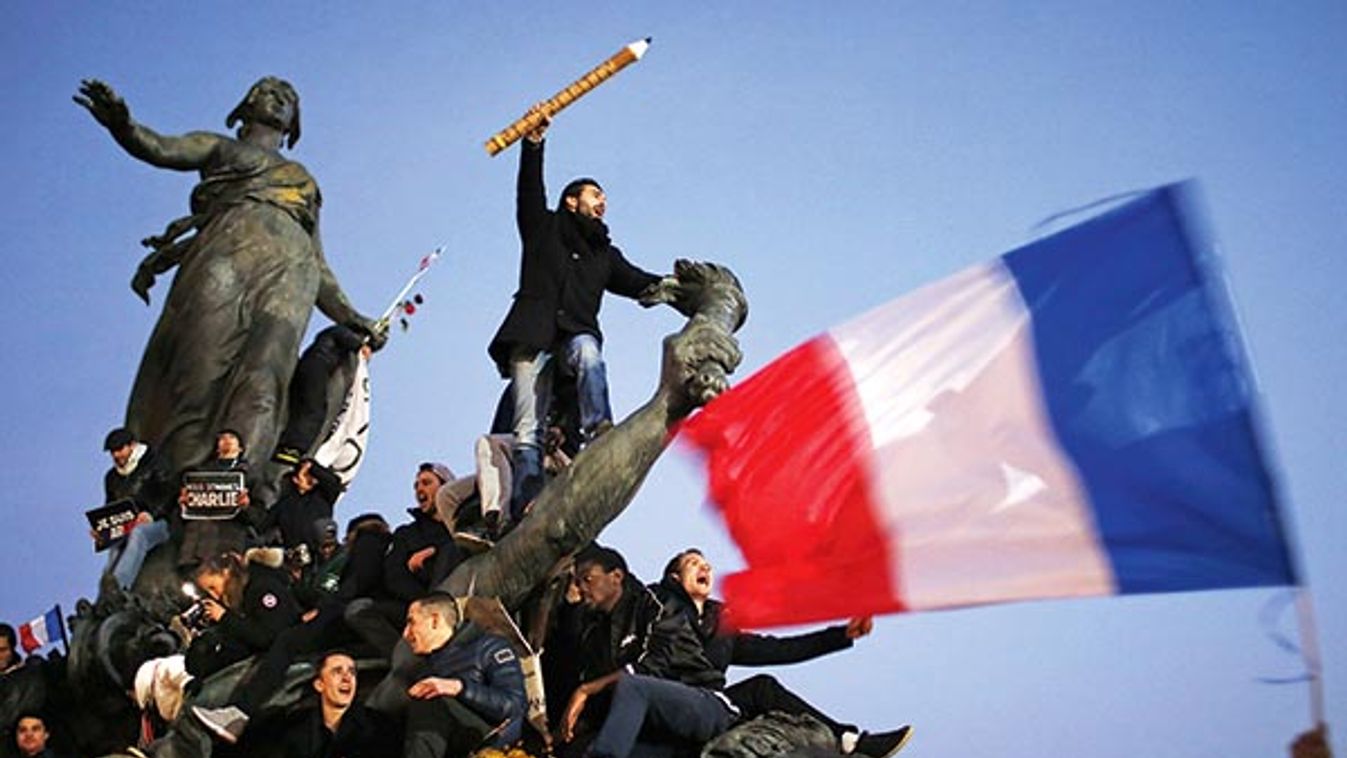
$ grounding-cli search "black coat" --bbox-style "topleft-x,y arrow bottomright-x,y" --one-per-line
279,703 -> 398,758
259,464 -> 342,554
487,139 -> 660,375
383,508 -> 461,603
578,574 -> 725,691
103,445 -> 176,519
652,577 -> 852,674
185,562 -> 301,678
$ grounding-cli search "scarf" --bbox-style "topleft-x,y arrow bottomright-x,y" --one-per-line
560,210 -> 611,256
116,442 -> 149,477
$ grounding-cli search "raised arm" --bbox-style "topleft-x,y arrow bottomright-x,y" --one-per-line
74,79 -> 220,171
516,106 -> 551,240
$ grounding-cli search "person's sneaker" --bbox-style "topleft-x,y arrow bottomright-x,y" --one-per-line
855,726 -> 914,758
191,705 -> 249,744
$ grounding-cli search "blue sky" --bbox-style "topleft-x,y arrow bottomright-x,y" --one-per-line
2,3 -> 1343,755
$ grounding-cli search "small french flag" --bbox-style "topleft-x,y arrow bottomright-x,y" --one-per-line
18,606 -> 65,654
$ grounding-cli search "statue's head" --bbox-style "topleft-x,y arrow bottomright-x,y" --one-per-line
227,76 -> 301,149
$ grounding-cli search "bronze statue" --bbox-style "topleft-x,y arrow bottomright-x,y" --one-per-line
74,78 -> 384,490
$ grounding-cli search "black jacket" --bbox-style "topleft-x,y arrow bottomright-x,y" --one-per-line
383,508 -> 460,603
337,529 -> 393,603
279,702 -> 398,758
487,138 -> 660,375
103,445 -> 176,519
218,562 -> 303,651
185,562 -> 301,678
653,577 -> 852,674
258,463 -> 342,554
579,574 -> 725,691
425,631 -> 527,746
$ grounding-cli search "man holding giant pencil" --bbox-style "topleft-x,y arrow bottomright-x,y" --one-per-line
487,109 -> 666,523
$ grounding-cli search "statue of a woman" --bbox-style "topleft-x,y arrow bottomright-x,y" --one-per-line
74,78 -> 383,486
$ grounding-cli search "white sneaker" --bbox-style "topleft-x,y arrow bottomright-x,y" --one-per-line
191,704 -> 249,744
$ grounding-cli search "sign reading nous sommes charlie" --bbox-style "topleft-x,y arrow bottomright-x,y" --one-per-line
182,471 -> 245,520
86,498 -> 138,551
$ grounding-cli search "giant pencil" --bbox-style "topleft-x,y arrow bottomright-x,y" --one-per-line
485,37 -> 651,156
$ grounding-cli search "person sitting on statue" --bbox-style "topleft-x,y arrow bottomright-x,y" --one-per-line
257,458 -> 344,561
343,464 -> 463,664
385,463 -> 465,603
73,77 -> 386,509
656,549 -> 913,758
292,518 -> 346,610
184,549 -> 301,681
98,427 -> 178,592
276,650 -> 399,757
401,592 -> 527,758
559,545 -> 736,758
274,324 -> 372,466
487,106 -> 671,525
177,429 -> 255,572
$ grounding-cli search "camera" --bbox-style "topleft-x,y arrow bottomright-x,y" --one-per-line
176,582 -> 215,634
284,543 -> 312,569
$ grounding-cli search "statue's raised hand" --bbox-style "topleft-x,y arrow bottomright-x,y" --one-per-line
660,316 -> 743,416
73,79 -> 130,130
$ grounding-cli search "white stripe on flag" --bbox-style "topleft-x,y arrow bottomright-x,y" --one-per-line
828,259 -> 1116,609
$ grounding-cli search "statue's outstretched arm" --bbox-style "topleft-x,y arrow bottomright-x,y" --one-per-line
313,231 -> 387,349
442,260 -> 747,608
74,79 -> 219,171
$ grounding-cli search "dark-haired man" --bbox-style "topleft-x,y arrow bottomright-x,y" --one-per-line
177,429 -> 252,570
1,623 -> 24,673
99,427 -> 176,590
487,110 -> 667,522
402,593 -> 526,758
14,713 -> 64,758
278,650 -> 397,758
656,549 -> 912,758
562,545 -> 736,758
384,463 -> 463,603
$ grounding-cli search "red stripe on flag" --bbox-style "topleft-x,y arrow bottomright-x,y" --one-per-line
17,623 -> 41,654
680,335 -> 905,629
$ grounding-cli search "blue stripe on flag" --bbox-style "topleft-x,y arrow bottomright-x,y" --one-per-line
1001,184 -> 1295,593
43,608 -> 61,643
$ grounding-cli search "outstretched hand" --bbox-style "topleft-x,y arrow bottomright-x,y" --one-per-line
845,616 -> 874,639
73,79 -> 130,130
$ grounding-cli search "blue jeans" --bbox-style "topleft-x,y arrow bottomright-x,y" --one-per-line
509,333 -> 612,517
105,518 -> 171,590
588,674 -> 736,758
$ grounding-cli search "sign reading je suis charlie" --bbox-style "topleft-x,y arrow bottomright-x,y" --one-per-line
86,498 -> 139,552
181,471 -> 246,521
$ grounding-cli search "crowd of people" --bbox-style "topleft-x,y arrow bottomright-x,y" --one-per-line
2,108 -> 913,758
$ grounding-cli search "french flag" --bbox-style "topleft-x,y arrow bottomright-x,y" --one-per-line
681,185 -> 1296,630
18,606 -> 65,654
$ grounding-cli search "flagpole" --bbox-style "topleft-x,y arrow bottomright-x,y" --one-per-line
1294,587 -> 1325,725
55,603 -> 69,655
374,246 -> 444,333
